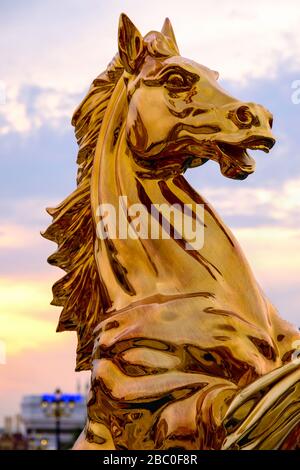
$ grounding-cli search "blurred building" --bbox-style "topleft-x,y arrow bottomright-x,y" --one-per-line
21,393 -> 86,450
0,415 -> 28,450
0,432 -> 28,450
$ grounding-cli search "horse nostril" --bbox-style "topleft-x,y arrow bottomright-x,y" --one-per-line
269,117 -> 273,128
228,105 -> 259,129
236,105 -> 253,124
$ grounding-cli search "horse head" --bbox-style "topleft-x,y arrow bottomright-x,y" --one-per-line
119,14 -> 275,180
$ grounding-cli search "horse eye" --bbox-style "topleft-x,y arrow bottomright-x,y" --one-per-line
165,73 -> 186,90
202,352 -> 217,363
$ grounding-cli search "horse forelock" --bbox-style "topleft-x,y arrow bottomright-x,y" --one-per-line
144,31 -> 179,58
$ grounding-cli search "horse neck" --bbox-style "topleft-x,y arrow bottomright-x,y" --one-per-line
95,123 -> 215,309
94,119 -> 185,310
91,83 -> 268,331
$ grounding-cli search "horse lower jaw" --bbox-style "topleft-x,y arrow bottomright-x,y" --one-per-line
215,142 -> 255,179
219,158 -> 255,180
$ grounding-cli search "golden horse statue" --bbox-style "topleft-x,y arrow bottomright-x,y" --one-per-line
43,14 -> 300,450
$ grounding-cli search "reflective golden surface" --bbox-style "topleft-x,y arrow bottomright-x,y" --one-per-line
43,14 -> 300,449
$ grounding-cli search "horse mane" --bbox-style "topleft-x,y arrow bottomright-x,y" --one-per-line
43,55 -> 124,371
43,32 -> 178,371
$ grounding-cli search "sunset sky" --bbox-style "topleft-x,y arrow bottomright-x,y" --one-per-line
1,0 -> 300,426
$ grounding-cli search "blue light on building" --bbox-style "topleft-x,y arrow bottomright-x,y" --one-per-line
41,394 -> 83,404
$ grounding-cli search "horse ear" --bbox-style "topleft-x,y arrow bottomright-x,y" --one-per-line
118,13 -> 144,74
161,18 -> 179,54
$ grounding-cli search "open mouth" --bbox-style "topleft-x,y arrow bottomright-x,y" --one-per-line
216,136 -> 275,180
